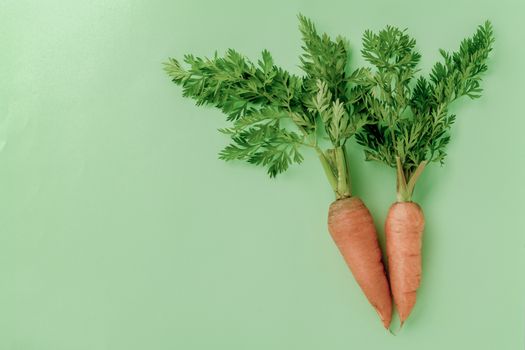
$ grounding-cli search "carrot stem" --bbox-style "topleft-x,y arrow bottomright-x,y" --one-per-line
316,146 -> 352,200
342,146 -> 352,196
316,148 -> 338,196
396,157 -> 409,202
396,158 -> 427,202
406,161 -> 427,199
335,146 -> 351,199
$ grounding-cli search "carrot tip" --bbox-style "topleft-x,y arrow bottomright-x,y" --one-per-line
382,319 -> 391,329
374,308 -> 391,329
388,320 -> 404,336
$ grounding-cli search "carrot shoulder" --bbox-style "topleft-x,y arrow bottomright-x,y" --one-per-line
328,197 -> 392,328
385,202 -> 425,324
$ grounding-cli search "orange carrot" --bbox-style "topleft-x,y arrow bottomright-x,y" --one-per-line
385,202 -> 425,324
167,15 -> 399,329
328,197 -> 392,328
356,22 -> 494,327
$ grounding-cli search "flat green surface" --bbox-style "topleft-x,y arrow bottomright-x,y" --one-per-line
1,0 -> 524,349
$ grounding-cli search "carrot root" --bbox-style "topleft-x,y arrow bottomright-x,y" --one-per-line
328,197 -> 392,328
385,201 -> 425,324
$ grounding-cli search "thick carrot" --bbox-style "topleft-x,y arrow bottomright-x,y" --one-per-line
328,197 -> 392,328
385,202 -> 425,324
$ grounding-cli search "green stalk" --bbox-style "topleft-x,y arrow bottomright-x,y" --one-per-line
396,157 -> 409,202
315,146 -> 352,200
396,158 -> 427,202
316,148 -> 338,196
406,161 -> 427,199
335,146 -> 351,199
342,146 -> 352,196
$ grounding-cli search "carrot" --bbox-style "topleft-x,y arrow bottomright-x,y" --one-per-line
356,23 -> 494,326
166,15 -> 392,328
328,197 -> 392,328
385,202 -> 424,324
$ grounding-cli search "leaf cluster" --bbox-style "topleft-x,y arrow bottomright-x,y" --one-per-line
356,21 -> 494,179
310,80 -> 367,147
165,16 -> 367,177
298,14 -> 349,102
164,49 -> 302,122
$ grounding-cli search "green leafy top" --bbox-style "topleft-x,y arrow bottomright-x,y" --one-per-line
165,15 -> 368,199
355,21 -> 494,201
165,49 -> 307,177
299,15 -> 349,102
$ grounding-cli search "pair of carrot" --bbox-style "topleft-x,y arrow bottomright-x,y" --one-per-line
328,187 -> 424,328
165,15 -> 494,330
331,21 -> 494,328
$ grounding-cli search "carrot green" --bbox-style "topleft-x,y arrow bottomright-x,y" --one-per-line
164,15 -> 369,199
355,22 -> 495,201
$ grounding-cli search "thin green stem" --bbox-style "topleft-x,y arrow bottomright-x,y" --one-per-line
335,146 -> 351,199
396,156 -> 409,202
315,147 -> 338,196
342,146 -> 352,196
406,161 -> 427,200
396,158 -> 427,202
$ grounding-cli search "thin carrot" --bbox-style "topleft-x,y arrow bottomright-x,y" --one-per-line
329,197 -> 392,328
356,23 -> 494,326
385,202 -> 424,324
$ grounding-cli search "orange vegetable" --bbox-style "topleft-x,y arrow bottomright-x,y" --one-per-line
385,202 -> 425,324
328,197 -> 392,328
356,22 -> 494,327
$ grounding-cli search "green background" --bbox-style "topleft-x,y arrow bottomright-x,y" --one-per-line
1,0 -> 524,349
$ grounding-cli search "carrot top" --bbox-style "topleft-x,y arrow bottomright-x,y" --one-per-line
355,22 -> 495,201
164,15 -> 370,199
